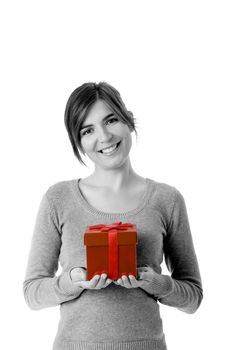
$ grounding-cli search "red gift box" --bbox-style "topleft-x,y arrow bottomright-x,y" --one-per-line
84,222 -> 137,280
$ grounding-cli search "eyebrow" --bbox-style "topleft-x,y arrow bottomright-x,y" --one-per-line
80,113 -> 115,131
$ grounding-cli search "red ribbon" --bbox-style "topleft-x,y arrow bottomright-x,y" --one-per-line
88,222 -> 134,231
88,222 -> 134,279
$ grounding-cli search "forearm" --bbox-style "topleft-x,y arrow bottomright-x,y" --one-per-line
153,188 -> 204,314
140,273 -> 203,314
23,269 -> 85,310
158,277 -> 203,313
23,194 -> 86,310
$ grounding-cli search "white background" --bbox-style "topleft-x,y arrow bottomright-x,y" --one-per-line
1,1 -> 233,349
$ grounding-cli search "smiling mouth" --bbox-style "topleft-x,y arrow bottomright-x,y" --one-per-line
98,141 -> 121,154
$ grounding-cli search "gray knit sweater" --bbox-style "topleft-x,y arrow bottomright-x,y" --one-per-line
23,177 -> 203,350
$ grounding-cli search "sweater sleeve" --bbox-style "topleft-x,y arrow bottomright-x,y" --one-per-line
140,189 -> 203,314
23,193 -> 85,310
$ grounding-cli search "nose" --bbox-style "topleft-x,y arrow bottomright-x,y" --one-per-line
97,125 -> 114,143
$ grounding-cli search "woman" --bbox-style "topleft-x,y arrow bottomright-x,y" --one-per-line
23,82 -> 203,350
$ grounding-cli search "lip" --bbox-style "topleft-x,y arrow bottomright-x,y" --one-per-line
98,141 -> 121,152
98,141 -> 121,155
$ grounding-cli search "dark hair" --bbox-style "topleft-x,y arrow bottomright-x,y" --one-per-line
64,81 -> 138,167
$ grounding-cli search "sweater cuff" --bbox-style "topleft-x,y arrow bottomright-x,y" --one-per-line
140,273 -> 174,298
57,268 -> 85,296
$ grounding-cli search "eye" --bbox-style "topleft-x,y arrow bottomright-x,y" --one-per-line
80,117 -> 119,137
106,117 -> 119,125
81,128 -> 93,137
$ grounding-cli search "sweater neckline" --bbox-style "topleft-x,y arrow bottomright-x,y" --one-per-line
71,177 -> 154,218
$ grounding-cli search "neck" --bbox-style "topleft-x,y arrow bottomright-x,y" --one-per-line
88,159 -> 140,192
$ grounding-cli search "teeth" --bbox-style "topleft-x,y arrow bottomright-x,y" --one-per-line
101,143 -> 118,153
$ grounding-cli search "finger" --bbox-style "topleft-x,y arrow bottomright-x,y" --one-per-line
121,275 -> 132,288
95,274 -> 108,289
115,277 -> 123,286
89,274 -> 101,288
138,271 -> 153,281
94,275 -> 105,289
137,271 -> 146,279
129,275 -> 140,288
100,276 -> 112,288
128,274 -> 148,288
113,280 -> 120,285
103,278 -> 112,287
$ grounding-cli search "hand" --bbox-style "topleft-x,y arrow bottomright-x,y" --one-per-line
70,267 -> 113,290
113,266 -> 155,289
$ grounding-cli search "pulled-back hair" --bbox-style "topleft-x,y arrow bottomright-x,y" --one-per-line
64,81 -> 138,167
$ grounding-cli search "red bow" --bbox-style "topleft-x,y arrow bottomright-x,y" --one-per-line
88,222 -> 134,231
88,222 -> 134,279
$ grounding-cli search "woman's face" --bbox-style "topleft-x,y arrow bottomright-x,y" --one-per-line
79,99 -> 133,169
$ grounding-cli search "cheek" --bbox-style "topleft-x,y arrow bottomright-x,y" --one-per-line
80,139 -> 92,152
124,133 -> 132,149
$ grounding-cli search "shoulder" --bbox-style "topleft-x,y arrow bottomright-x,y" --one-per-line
44,179 -> 76,205
147,177 -> 181,200
147,177 -> 184,217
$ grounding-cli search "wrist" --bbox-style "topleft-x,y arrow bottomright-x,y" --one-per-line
140,273 -> 174,298
58,268 -> 84,296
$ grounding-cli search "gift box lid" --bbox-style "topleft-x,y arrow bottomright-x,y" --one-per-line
84,223 -> 137,246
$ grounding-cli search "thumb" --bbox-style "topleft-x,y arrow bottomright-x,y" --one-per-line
71,267 -> 86,280
137,265 -> 150,272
